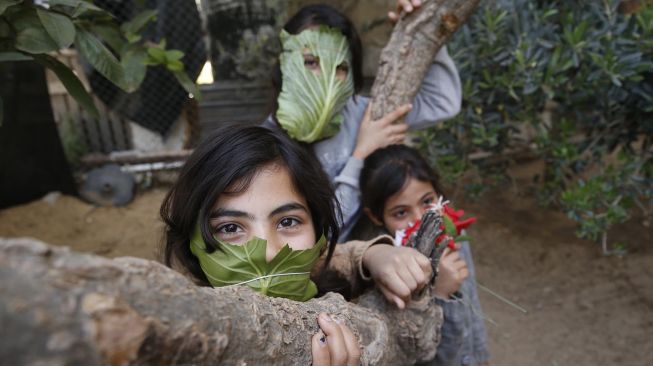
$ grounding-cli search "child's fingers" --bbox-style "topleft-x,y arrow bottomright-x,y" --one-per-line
459,267 -> 470,281
379,104 -> 412,125
362,103 -> 372,124
378,282 -> 406,309
318,313 -> 348,366
397,267 -> 419,293
335,320 -> 361,366
388,122 -> 409,136
441,246 -> 451,256
312,331 -> 330,366
414,252 -> 433,276
398,0 -> 413,12
407,256 -> 429,289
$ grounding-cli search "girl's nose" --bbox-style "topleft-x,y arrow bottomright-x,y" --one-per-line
265,233 -> 284,263
410,208 -> 425,223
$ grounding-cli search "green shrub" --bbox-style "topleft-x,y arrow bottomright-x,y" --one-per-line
417,0 -> 653,253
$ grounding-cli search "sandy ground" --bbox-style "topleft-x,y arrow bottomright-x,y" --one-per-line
1,173 -> 652,365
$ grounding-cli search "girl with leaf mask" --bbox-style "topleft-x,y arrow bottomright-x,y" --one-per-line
161,126 -> 434,365
264,2 -> 462,241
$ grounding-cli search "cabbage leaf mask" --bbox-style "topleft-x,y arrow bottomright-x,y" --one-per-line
276,26 -> 354,142
190,224 -> 325,301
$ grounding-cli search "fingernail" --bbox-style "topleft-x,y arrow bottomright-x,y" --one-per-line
414,0 -> 422,6
407,5 -> 413,11
321,313 -> 333,322
335,318 -> 344,325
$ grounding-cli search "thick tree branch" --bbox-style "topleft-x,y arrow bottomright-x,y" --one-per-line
0,238 -> 443,365
370,0 -> 481,121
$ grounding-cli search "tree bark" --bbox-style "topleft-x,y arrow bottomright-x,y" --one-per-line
370,0 -> 481,121
0,237 -> 441,365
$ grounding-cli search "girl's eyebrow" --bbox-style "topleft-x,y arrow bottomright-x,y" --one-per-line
389,204 -> 408,212
210,208 -> 254,220
270,202 -> 309,217
419,191 -> 436,201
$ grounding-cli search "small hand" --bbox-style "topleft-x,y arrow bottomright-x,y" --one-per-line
312,313 -> 361,366
352,103 -> 411,160
388,0 -> 422,23
433,246 -> 469,299
363,244 -> 432,309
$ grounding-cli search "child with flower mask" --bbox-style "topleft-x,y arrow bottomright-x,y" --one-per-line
161,126 -> 434,365
359,145 -> 490,366
264,2 -> 463,241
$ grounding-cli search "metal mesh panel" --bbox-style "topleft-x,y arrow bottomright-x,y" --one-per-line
47,0 -> 205,156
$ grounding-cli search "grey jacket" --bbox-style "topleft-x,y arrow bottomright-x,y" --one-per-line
264,46 -> 462,242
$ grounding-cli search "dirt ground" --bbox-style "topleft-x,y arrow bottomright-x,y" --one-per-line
1,163 -> 652,365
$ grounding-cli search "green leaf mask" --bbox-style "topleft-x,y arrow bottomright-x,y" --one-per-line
276,26 -> 354,142
190,224 -> 325,301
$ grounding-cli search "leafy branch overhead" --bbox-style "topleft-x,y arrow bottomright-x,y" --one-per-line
0,0 -> 200,124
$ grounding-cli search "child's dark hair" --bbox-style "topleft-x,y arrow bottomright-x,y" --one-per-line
160,125 -> 340,285
360,145 -> 446,223
270,4 -> 364,101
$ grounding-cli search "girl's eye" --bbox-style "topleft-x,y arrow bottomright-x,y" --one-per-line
336,63 -> 349,73
392,210 -> 407,219
423,197 -> 435,206
278,217 -> 300,229
304,57 -> 319,68
216,223 -> 243,235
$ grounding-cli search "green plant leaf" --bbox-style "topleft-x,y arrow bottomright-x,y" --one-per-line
146,46 -> 165,64
88,23 -> 124,53
120,47 -> 147,91
454,235 -> 472,243
120,9 -> 156,35
190,225 -> 325,301
166,59 -> 183,72
0,0 -> 22,16
49,0 -> 105,18
171,69 -> 201,101
75,28 -> 128,91
0,51 -> 33,61
33,53 -> 98,118
12,8 -> 59,54
442,215 -> 457,237
15,25 -> 58,53
36,8 -> 75,49
165,49 -> 184,62
276,27 -> 354,142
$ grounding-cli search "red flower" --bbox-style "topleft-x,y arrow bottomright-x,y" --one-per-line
443,205 -> 477,235
397,203 -> 476,250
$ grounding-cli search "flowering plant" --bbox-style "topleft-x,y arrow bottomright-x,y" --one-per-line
394,198 -> 477,249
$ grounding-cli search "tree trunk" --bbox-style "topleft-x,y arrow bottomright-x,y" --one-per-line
0,1 -> 480,364
370,0 -> 480,121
